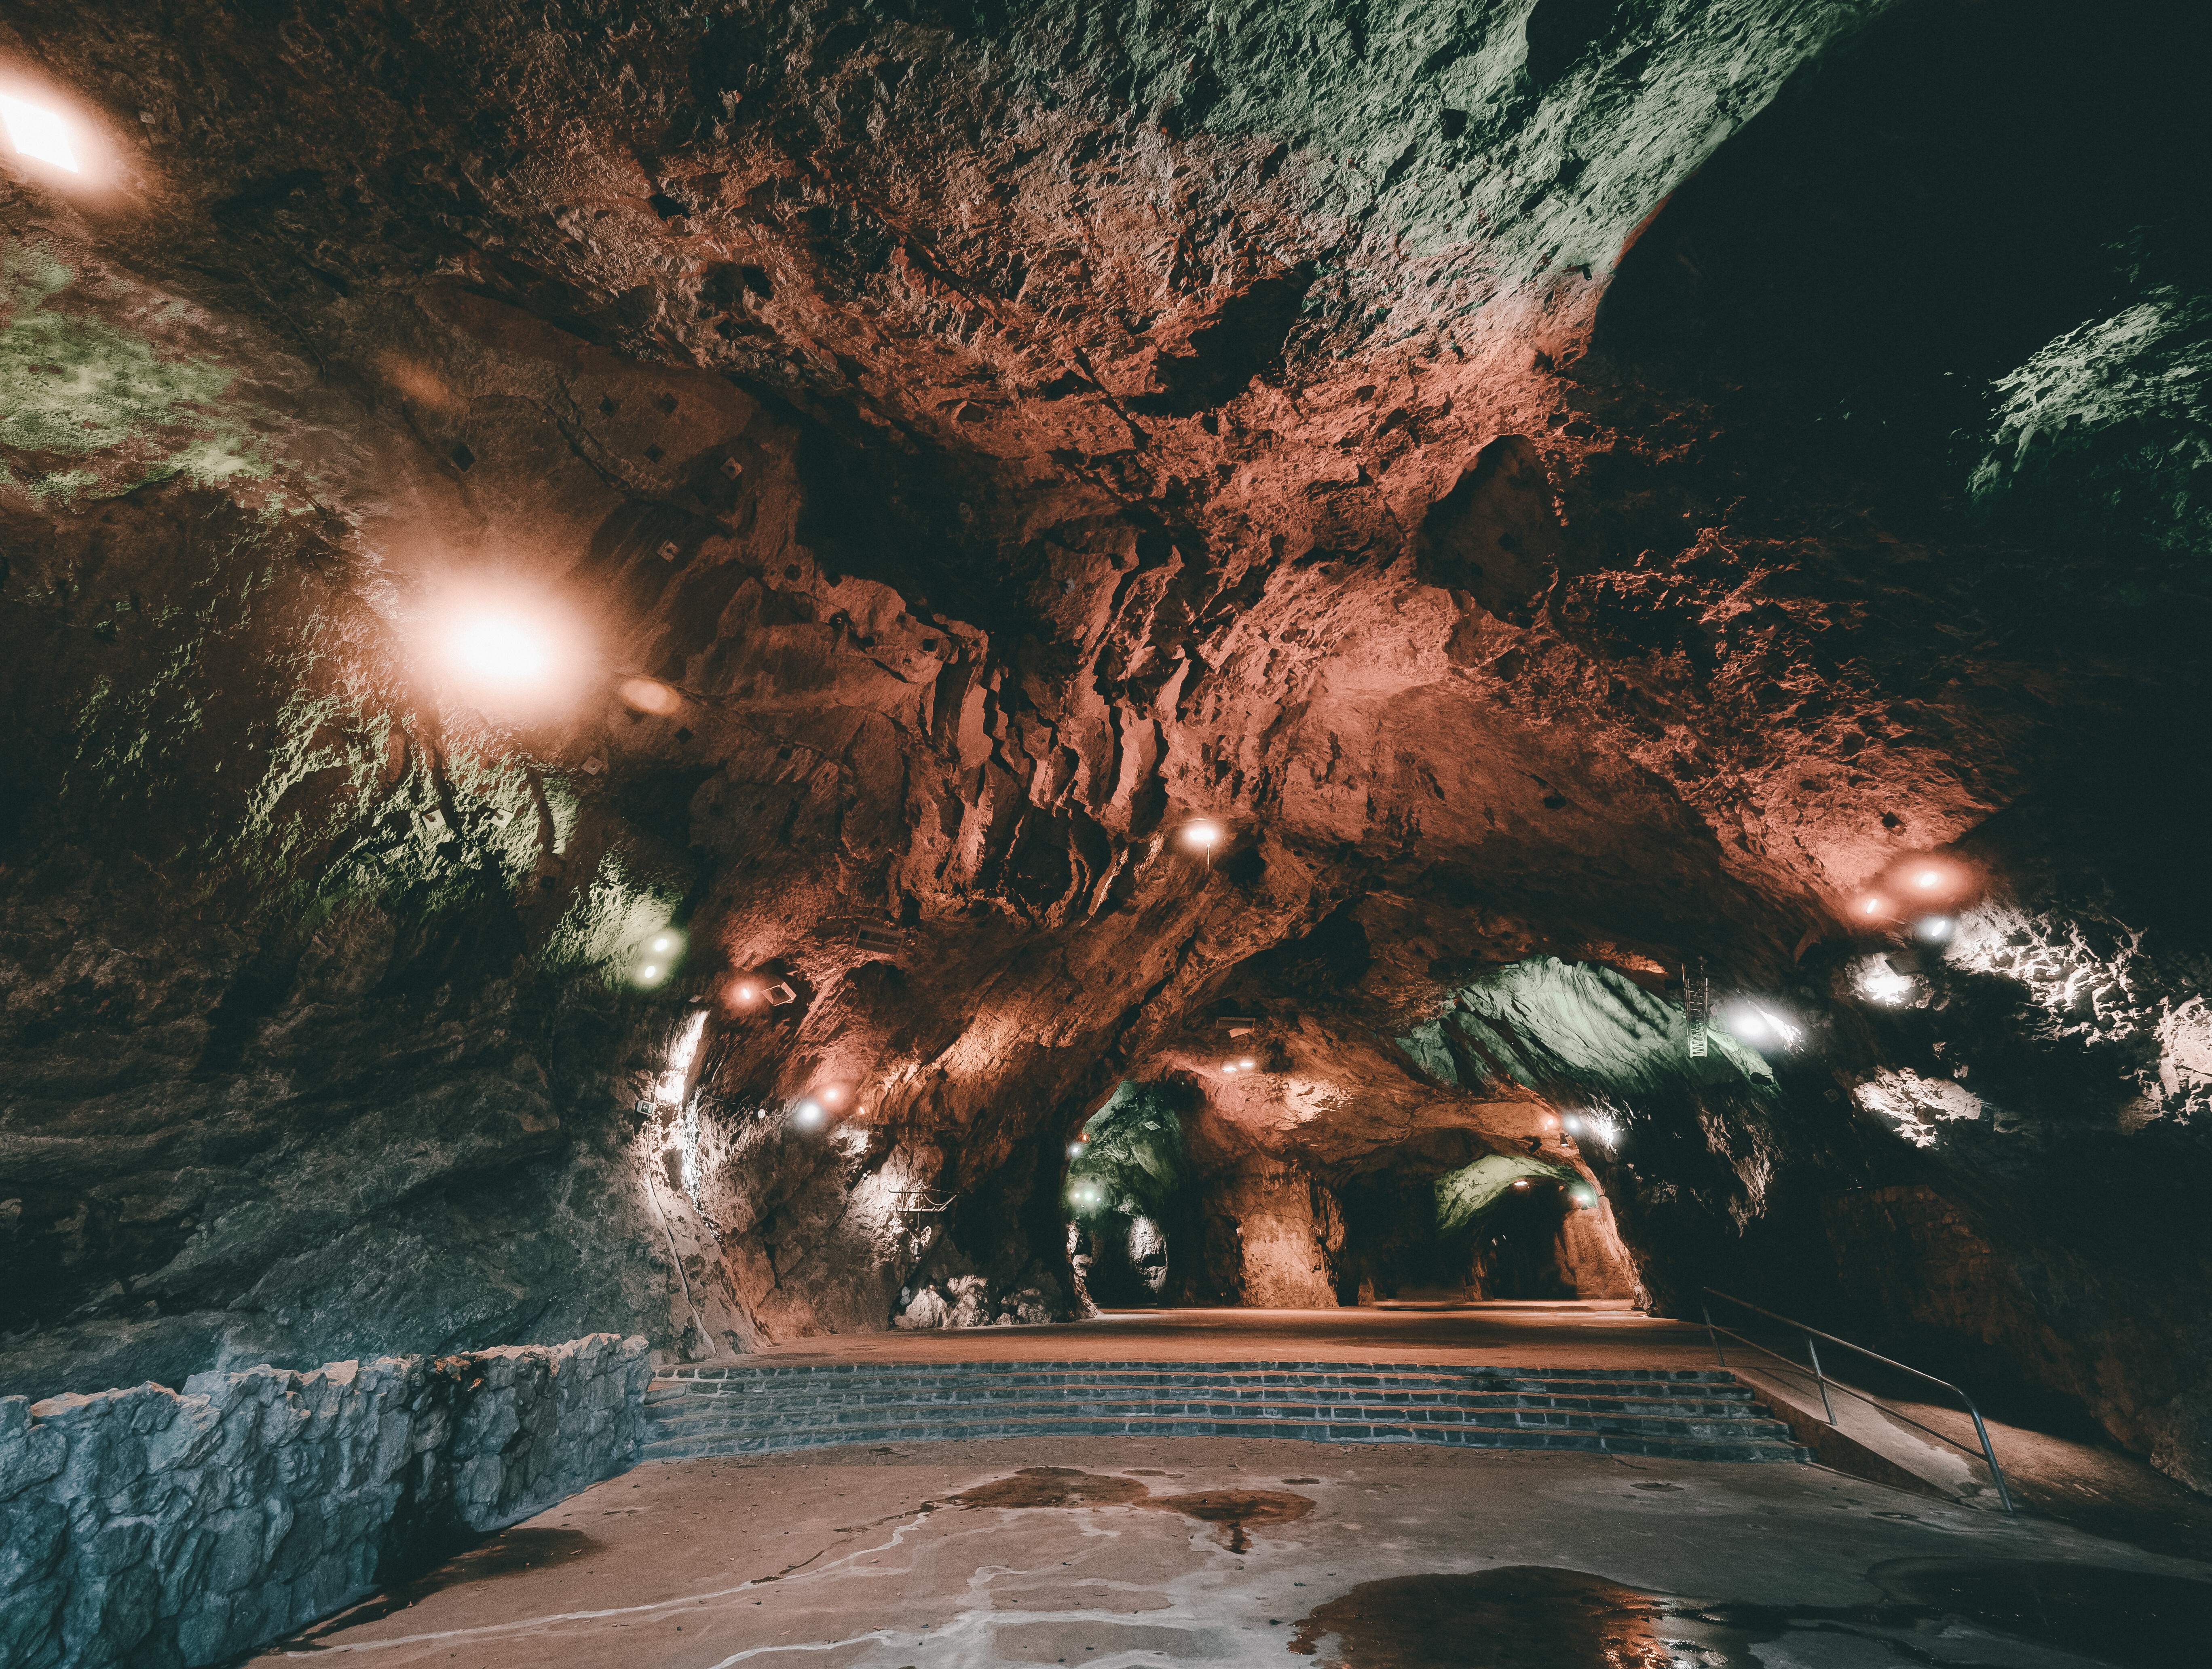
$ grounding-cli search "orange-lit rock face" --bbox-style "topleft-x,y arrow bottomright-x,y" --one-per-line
2,2 -> 2209,1489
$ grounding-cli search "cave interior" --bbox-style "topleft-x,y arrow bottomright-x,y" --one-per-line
4,0 -> 2211,1576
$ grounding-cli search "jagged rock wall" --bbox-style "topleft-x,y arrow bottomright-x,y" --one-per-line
0,1333 -> 648,1669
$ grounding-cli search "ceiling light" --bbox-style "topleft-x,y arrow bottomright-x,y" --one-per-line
447,614 -> 550,687
0,95 -> 79,172
617,676 -> 683,716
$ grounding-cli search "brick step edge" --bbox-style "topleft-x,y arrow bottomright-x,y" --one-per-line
655,1360 -> 1741,1382
647,1388 -> 1763,1416
646,1407 -> 1795,1442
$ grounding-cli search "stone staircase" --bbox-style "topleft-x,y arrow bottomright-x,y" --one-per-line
642,1359 -> 1810,1464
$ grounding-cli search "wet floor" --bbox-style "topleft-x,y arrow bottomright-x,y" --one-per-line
264,1437 -> 2212,1667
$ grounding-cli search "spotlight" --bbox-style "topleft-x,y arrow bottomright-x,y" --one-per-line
1914,915 -> 1954,944
1222,1063 -> 1239,1074
733,983 -> 757,1005
1720,1003 -> 1803,1050
1068,1143 -> 1085,1158
1915,870 -> 1942,889
1860,897 -> 1886,917
1857,963 -> 1915,1006
641,965 -> 659,980
617,677 -> 684,717
794,1099 -> 824,1129
653,936 -> 672,952
1512,1179 -> 1530,1190
1562,1115 -> 1582,1134
1238,1057 -> 1256,1070
447,613 -> 550,687
1572,1188 -> 1595,1207
1186,821 -> 1222,849
823,1088 -> 843,1105
0,95 -> 80,173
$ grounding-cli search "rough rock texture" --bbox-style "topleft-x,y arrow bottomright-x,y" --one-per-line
3,0 -> 2210,1495
0,1332 -> 648,1669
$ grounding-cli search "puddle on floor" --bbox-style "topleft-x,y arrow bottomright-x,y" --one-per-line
1869,1557 -> 2212,1668
1142,1490 -> 1316,1553
285,1527 -> 602,1645
1287,1568 -> 1679,1667
1287,1558 -> 2212,1667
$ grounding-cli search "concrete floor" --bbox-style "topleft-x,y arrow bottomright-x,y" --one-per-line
271,1436 -> 2211,1667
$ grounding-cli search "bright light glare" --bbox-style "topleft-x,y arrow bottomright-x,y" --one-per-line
1222,1063 -> 1239,1074
1185,821 -> 1222,850
640,964 -> 659,979
823,1088 -> 843,1105
794,1100 -> 824,1128
0,96 -> 79,172
1722,1003 -> 1803,1050
1068,1143 -> 1084,1158
1511,1179 -> 1530,1189
448,614 -> 550,686
1861,898 -> 1885,916
1916,870 -> 1942,889
1858,965 -> 1915,1006
1914,915 -> 1954,944
735,984 -> 756,1002
1562,1115 -> 1582,1133
653,936 -> 672,951
1238,1057 -> 1256,1069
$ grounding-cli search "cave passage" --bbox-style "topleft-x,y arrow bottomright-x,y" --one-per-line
4,2 -> 2210,1663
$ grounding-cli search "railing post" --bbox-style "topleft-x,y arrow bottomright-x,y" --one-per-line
1966,1403 -> 2016,1516
1701,1298 -> 1726,1366
1803,1331 -> 1837,1425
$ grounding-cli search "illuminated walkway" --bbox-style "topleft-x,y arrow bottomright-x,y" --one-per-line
729,1302 -> 1714,1373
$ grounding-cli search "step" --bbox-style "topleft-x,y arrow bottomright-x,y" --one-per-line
639,1409 -> 1808,1464
651,1384 -> 1770,1422
634,1358 -> 1811,1467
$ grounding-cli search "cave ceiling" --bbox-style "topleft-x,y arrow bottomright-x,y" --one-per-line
3,0 -> 2210,1475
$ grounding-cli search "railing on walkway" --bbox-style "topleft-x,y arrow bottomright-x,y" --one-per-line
1700,1287 -> 2014,1515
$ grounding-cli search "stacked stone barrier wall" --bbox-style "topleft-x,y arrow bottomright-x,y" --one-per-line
0,1332 -> 650,1669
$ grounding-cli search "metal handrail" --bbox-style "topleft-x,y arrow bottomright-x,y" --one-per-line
1701,1287 -> 2013,1515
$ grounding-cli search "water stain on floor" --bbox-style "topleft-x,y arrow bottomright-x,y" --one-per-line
287,1528 -> 603,1644
952,1469 -> 1316,1552
1142,1490 -> 1317,1553
952,1467 -> 1151,1509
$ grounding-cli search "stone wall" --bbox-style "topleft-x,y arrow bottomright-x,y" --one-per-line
0,1333 -> 649,1669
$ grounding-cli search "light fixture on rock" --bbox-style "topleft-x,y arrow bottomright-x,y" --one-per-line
617,676 -> 683,716
765,981 -> 798,1006
0,93 -> 80,173
794,1099 -> 824,1129
1914,915 -> 1954,944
